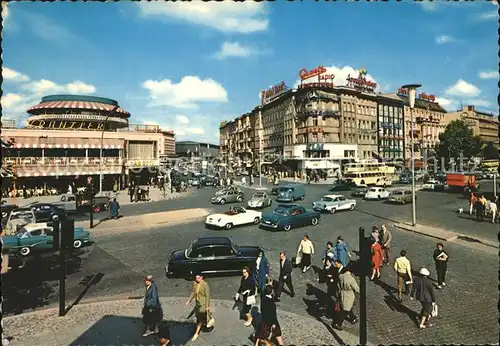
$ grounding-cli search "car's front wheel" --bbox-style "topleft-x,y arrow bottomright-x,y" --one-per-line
283,224 -> 292,232
311,217 -> 319,226
349,204 -> 355,211
225,223 -> 233,230
73,240 -> 83,248
253,217 -> 260,225
219,199 -> 226,205
20,247 -> 31,256
237,196 -> 243,202
329,208 -> 336,214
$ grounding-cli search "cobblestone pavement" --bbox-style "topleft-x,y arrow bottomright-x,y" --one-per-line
3,298 -> 362,346
3,186 -> 498,344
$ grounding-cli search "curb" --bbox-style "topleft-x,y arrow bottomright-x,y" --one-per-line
393,223 -> 497,248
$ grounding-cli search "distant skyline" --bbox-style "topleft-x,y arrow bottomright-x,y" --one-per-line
2,1 -> 498,144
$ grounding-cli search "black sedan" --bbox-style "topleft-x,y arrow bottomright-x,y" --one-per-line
329,182 -> 352,192
166,236 -> 262,278
28,203 -> 66,222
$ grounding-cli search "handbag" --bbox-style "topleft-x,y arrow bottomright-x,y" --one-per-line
206,311 -> 215,328
431,303 -> 438,317
334,300 -> 341,312
235,293 -> 241,301
247,294 -> 256,305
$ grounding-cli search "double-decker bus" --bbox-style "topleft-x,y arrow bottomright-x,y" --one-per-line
480,159 -> 499,173
343,161 -> 396,186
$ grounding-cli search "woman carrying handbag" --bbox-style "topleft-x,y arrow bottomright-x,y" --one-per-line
236,266 -> 256,327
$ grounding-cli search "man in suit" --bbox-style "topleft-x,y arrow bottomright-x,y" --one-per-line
275,251 -> 295,301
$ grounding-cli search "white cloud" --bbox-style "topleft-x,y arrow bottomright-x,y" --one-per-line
435,96 -> 459,111
445,79 -> 481,98
2,67 -> 30,82
2,1 -> 8,21
467,99 -> 493,108
142,76 -> 228,109
175,115 -> 189,124
420,2 -> 438,11
435,35 -> 455,44
21,79 -> 96,95
189,128 -> 204,135
474,10 -> 497,21
478,71 -> 499,80
213,41 -> 257,60
293,65 -> 380,91
136,2 -> 268,33
1,93 -> 24,109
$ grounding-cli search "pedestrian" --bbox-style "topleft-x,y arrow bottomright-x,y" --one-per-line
475,194 -> 484,221
410,268 -> 436,329
253,285 -> 285,346
323,257 -> 339,315
110,198 -> 120,220
433,243 -> 449,289
253,250 -> 269,294
469,191 -> 476,215
158,323 -> 171,346
334,236 -> 352,268
332,266 -> 359,331
297,234 -> 314,273
67,183 -> 73,194
275,251 -> 294,301
142,275 -> 163,337
236,266 -> 256,327
393,250 -> 413,303
185,273 -> 211,341
112,179 -> 118,194
371,226 -> 380,243
323,241 -> 335,269
489,197 -> 498,223
128,182 -> 134,203
380,224 -> 392,265
370,240 -> 383,281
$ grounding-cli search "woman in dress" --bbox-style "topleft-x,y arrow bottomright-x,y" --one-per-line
238,266 -> 256,327
370,240 -> 383,281
253,250 -> 269,294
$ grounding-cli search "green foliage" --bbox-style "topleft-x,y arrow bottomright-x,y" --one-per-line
482,142 -> 499,160
436,120 -> 483,159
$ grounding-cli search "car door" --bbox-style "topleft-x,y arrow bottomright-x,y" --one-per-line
337,196 -> 347,210
212,245 -> 240,272
233,208 -> 247,225
44,227 -> 55,248
294,207 -> 308,226
193,246 -> 216,273
404,190 -> 412,202
226,191 -> 236,203
27,228 -> 49,250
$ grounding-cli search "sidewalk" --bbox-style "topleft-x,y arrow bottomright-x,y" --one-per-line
393,222 -> 497,248
2,297 -> 365,346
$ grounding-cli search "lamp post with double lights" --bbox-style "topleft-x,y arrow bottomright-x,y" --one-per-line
402,83 -> 421,226
99,105 -> 119,194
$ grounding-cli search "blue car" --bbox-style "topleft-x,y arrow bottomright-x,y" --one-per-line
260,204 -> 320,232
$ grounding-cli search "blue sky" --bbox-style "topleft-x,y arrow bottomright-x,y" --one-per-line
2,1 -> 498,144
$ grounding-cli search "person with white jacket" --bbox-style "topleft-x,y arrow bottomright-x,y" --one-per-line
297,235 -> 315,273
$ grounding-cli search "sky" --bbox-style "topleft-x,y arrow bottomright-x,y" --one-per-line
2,1 -> 498,145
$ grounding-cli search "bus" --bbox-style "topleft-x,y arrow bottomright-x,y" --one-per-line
480,159 -> 499,173
343,161 -> 396,186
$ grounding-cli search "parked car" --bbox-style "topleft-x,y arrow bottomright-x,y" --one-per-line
247,192 -> 272,209
2,223 -> 91,256
275,184 -> 306,202
388,189 -> 414,204
399,175 -> 411,184
205,206 -> 262,230
352,185 -> 368,197
165,236 -> 262,277
4,208 -> 37,235
364,187 -> 390,200
329,182 -> 352,192
211,189 -> 244,204
28,203 -> 66,222
215,186 -> 242,196
375,178 -> 392,187
312,194 -> 356,214
1,202 -> 18,226
260,204 -> 320,232
54,194 -> 110,213
422,179 -> 445,191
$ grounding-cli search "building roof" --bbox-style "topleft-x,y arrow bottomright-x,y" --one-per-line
377,93 -> 404,104
385,93 -> 446,113
27,94 -> 130,116
176,141 -> 220,148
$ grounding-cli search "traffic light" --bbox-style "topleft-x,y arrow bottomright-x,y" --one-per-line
61,218 -> 75,252
52,219 -> 60,251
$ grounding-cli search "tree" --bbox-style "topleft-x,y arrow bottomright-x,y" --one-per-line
435,120 -> 482,161
481,142 -> 499,160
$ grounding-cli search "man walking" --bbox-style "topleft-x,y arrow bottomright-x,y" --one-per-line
380,224 -> 392,265
276,252 -> 294,301
394,250 -> 413,303
142,275 -> 163,337
332,266 -> 359,331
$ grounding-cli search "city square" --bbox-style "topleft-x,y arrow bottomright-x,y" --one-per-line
1,1 -> 498,346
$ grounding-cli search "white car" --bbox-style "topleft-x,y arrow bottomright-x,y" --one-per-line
422,179 -> 445,191
375,178 -> 392,187
364,187 -> 390,200
205,206 -> 262,230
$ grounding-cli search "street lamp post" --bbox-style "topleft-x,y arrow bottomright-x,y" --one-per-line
99,106 -> 119,194
402,84 -> 422,226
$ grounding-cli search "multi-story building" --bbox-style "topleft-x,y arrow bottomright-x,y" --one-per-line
161,129 -> 176,157
175,141 -> 220,158
443,105 -> 499,146
376,94 -> 405,161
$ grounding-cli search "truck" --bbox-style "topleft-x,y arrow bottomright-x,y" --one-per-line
54,193 -> 110,214
446,172 -> 479,192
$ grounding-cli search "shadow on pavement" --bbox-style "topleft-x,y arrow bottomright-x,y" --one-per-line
2,249 -> 87,315
70,317 -> 195,346
65,272 -> 105,315
374,279 -> 419,327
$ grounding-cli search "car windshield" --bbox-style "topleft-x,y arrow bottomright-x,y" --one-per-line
11,211 -> 33,220
215,189 -> 228,196
321,197 -> 333,202
186,242 -> 195,257
368,188 -> 378,192
278,187 -> 292,193
392,191 -> 403,195
273,207 -> 289,216
252,193 -> 265,198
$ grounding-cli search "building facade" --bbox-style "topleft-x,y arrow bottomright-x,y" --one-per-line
175,141 -> 220,158
376,94 -> 405,161
1,94 -> 172,193
443,105 -> 499,146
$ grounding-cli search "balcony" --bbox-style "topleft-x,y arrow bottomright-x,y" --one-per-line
296,110 -> 340,119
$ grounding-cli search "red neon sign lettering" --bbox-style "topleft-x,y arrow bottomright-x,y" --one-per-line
299,66 -> 328,80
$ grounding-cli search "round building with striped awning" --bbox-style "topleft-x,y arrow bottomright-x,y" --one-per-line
27,95 -> 130,131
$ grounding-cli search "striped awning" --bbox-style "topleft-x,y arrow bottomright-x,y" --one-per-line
28,101 -> 129,115
16,166 -> 122,178
0,165 -> 15,178
12,137 -> 124,149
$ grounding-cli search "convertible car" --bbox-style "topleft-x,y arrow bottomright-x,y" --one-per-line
165,236 -> 262,277
312,194 -> 356,214
2,223 -> 92,256
260,204 -> 320,232
205,206 -> 262,229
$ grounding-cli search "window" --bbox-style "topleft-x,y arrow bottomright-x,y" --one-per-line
197,247 -> 215,258
313,118 -> 318,126
30,229 -> 43,236
213,246 -> 232,257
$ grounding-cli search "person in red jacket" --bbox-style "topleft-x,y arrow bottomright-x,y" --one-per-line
370,240 -> 383,281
